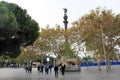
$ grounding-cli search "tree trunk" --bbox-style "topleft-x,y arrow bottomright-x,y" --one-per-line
97,54 -> 101,71
106,54 -> 111,72
98,59 -> 101,71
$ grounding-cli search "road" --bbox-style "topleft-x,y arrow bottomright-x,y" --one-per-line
0,65 -> 120,80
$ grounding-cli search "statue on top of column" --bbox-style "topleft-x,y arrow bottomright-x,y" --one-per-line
63,8 -> 67,14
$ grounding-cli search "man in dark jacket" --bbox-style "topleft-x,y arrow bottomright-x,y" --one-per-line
61,64 -> 66,76
54,64 -> 59,77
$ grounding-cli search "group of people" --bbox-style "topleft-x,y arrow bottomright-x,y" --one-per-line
23,62 -> 66,77
54,63 -> 66,77
37,63 -> 53,74
37,62 -> 66,77
24,65 -> 32,73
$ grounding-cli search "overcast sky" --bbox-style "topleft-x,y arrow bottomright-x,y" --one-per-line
1,0 -> 120,29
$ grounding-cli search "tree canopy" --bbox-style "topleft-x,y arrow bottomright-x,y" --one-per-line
31,7 -> 120,61
73,7 -> 120,60
0,1 -> 39,58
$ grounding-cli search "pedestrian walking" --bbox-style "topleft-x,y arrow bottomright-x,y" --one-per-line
49,63 -> 53,74
24,65 -> 29,73
45,63 -> 49,74
37,65 -> 40,73
41,64 -> 44,74
28,65 -> 32,73
61,64 -> 66,76
54,64 -> 58,77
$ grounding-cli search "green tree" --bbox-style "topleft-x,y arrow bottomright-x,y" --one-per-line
32,25 -> 75,59
73,7 -> 120,71
68,24 -> 85,57
0,1 -> 39,58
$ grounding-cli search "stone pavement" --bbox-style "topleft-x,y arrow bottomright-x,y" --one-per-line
0,65 -> 120,80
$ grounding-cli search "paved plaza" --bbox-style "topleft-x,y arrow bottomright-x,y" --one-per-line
0,65 -> 120,80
